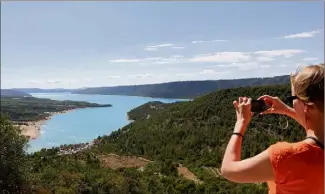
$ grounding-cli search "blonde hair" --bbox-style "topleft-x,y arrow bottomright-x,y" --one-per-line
290,63 -> 324,112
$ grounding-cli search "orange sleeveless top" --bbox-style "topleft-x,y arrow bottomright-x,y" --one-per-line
267,141 -> 324,194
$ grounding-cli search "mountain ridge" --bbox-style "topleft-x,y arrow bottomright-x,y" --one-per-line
12,75 -> 290,99
0,89 -> 32,97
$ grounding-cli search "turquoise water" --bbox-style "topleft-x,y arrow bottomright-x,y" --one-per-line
27,93 -> 187,153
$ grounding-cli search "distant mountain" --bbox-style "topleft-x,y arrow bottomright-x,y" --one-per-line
12,88 -> 75,93
72,75 -> 290,99
0,89 -> 32,97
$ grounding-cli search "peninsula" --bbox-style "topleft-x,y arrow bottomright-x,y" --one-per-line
1,96 -> 112,139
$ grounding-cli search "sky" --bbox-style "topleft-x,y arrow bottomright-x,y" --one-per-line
1,1 -> 324,89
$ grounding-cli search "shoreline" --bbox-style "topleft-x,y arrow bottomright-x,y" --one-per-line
14,109 -> 73,140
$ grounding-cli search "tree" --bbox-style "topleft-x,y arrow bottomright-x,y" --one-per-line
0,115 -> 30,193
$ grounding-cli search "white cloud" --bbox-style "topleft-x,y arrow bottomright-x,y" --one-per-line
188,52 -> 251,63
303,57 -> 318,61
254,49 -> 305,58
192,40 -> 205,44
144,47 -> 157,51
28,80 -> 38,83
107,76 -> 121,79
283,29 -> 323,39
144,43 -> 174,51
171,46 -> 185,49
148,44 -> 174,48
108,59 -> 140,63
108,56 -> 185,65
128,74 -> 153,78
192,39 -> 227,44
46,80 -> 62,84
256,56 -> 275,62
199,69 -> 218,75
211,39 -> 228,42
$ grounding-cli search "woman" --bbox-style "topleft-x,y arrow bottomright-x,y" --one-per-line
220,64 -> 324,194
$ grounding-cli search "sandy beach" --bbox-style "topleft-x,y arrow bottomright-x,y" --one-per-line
17,120 -> 47,140
14,110 -> 73,140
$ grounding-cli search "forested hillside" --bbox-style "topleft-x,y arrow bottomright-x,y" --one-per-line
72,75 -> 290,98
1,96 -> 112,122
2,83 -> 306,194
127,101 -> 173,121
94,84 -> 304,167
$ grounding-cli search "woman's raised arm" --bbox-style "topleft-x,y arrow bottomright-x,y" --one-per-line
220,97 -> 275,183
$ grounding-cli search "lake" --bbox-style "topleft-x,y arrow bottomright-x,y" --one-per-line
27,93 -> 187,153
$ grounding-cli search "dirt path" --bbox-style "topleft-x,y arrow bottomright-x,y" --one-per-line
98,154 -> 151,169
177,164 -> 203,184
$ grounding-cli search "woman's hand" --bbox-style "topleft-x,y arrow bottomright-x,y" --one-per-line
233,97 -> 254,128
258,95 -> 306,129
257,95 -> 292,115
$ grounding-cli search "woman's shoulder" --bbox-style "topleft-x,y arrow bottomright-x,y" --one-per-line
268,141 -> 319,161
267,141 -> 322,172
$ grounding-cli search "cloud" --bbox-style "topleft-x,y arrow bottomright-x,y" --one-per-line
108,49 -> 305,67
107,76 -> 121,79
46,80 -> 62,84
199,69 -> 218,75
108,59 -> 140,63
211,40 -> 228,42
128,74 -> 153,78
148,44 -> 174,48
303,57 -> 318,61
192,39 -> 228,44
199,69 -> 230,75
171,46 -> 185,49
144,47 -> 157,51
283,29 -> 323,39
108,56 -> 185,65
192,40 -> 205,44
188,52 -> 251,63
256,56 -> 275,62
254,49 -> 305,58
144,43 -> 174,51
28,80 -> 38,83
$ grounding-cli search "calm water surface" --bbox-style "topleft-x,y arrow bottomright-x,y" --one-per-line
27,93 -> 187,153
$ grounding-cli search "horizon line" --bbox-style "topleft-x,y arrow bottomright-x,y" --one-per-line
4,74 -> 290,90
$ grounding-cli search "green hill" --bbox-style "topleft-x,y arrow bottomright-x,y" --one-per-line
72,75 -> 290,98
2,83 -> 306,194
127,101 -> 174,121
94,84 -> 304,167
